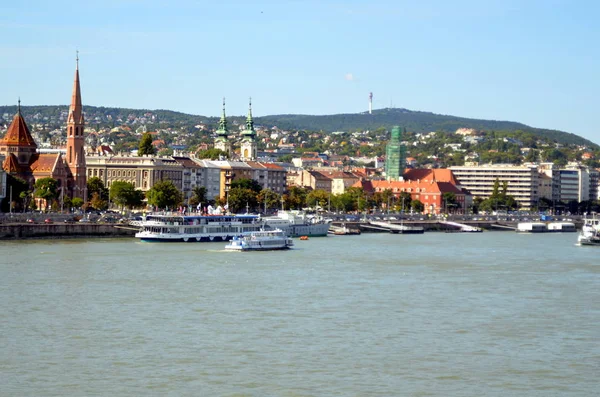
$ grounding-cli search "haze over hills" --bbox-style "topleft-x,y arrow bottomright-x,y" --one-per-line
1,105 -> 597,148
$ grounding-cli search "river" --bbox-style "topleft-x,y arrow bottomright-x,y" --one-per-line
1,232 -> 598,396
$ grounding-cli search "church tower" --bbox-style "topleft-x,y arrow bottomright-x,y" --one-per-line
0,99 -> 38,170
213,98 -> 231,157
240,98 -> 257,161
66,53 -> 87,200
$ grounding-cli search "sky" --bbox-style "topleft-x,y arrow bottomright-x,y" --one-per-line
2,0 -> 600,144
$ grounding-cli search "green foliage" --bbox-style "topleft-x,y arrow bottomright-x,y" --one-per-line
257,189 -> 281,212
110,181 -> 145,209
478,178 -> 519,212
0,175 -> 29,212
34,177 -> 58,201
197,148 -> 228,160
189,186 -> 208,207
90,192 -> 108,210
227,188 -> 258,213
306,189 -> 330,210
145,179 -> 183,209
411,200 -> 424,213
230,178 -> 262,194
87,177 -> 109,201
283,186 -> 309,210
71,197 -> 84,208
138,132 -> 156,156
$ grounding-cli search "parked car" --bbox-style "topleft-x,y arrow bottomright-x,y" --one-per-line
26,218 -> 35,223
44,218 -> 53,224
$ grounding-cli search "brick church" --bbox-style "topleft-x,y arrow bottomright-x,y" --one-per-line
0,57 -> 87,203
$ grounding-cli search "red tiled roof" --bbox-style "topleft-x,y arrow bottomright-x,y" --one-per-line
30,154 -> 59,174
2,153 -> 22,173
0,112 -> 37,148
403,168 -> 458,184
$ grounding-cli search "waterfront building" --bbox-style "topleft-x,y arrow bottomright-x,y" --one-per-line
0,102 -> 72,209
85,154 -> 184,194
209,160 -> 254,199
294,170 -> 333,192
191,159 -> 223,202
558,165 -> 590,203
539,162 -> 598,204
239,99 -> 257,161
213,99 -> 232,157
172,156 -> 202,204
449,164 -> 540,209
0,57 -> 87,207
246,161 -> 287,194
384,126 -> 406,181
356,178 -> 467,215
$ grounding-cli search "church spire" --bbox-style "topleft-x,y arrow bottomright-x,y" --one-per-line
65,52 -> 87,201
68,51 -> 84,125
216,97 -> 228,136
243,97 -> 256,137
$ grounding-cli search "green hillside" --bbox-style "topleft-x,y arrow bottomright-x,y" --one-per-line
1,105 -> 596,148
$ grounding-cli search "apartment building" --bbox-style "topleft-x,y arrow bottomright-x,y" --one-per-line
449,164 -> 539,209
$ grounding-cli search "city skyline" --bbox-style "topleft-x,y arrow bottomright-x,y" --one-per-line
2,0 -> 599,144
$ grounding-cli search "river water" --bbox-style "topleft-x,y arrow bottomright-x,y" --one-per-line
1,232 -> 598,396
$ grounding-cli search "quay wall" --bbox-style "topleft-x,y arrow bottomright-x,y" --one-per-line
0,223 -> 136,240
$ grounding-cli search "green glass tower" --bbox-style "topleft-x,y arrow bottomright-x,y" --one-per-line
385,126 -> 406,180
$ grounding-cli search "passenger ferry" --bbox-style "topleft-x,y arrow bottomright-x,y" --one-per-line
261,210 -> 331,237
224,229 -> 294,251
135,213 -> 262,242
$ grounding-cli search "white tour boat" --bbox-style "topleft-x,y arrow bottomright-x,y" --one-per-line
135,213 -> 263,242
225,229 -> 294,251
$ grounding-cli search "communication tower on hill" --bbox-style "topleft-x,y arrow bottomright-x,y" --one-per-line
369,92 -> 373,114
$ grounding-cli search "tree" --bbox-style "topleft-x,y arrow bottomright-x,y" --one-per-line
189,186 -> 208,207
34,177 -> 59,210
399,192 -> 412,212
284,186 -> 309,210
257,189 -> 281,213
227,187 -> 258,213
0,175 -> 28,212
411,199 -> 424,213
87,176 -> 109,201
196,148 -> 228,160
146,179 -> 183,209
71,197 -> 84,209
110,181 -> 145,210
138,132 -> 156,156
306,189 -> 330,210
442,192 -> 458,213
89,192 -> 107,210
231,178 -> 262,194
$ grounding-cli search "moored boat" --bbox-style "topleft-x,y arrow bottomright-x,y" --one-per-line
577,215 -> 600,246
262,210 -> 331,237
225,229 -> 294,251
135,213 -> 262,242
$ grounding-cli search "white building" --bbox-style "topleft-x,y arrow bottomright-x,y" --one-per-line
449,164 -> 540,209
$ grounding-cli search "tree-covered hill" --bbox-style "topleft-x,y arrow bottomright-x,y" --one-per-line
1,105 -> 596,148
256,108 -> 597,148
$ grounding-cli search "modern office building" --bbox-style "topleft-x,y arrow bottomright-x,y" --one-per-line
449,164 -> 540,209
384,126 -> 406,181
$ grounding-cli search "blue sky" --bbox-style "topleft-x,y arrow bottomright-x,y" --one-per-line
2,0 -> 599,144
